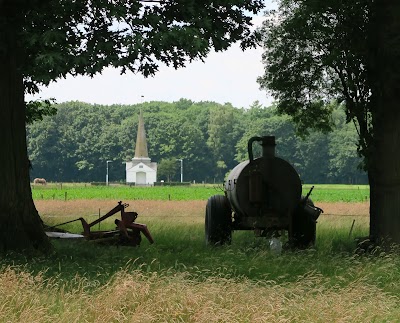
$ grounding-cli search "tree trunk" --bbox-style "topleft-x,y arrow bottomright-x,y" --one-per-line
0,4 -> 51,253
368,1 -> 400,245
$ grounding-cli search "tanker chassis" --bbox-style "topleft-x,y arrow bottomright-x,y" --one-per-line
205,136 -> 323,248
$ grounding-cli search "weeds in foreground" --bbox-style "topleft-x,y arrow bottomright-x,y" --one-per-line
0,263 -> 399,322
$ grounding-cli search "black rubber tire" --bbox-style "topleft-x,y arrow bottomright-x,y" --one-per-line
290,196 -> 317,248
205,195 -> 232,246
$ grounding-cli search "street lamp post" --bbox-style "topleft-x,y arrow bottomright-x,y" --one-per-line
177,159 -> 183,183
106,160 -> 113,186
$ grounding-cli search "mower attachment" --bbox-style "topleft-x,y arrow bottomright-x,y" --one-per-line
45,201 -> 154,246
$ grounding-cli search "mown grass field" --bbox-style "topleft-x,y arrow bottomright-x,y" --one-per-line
1,184 -> 399,322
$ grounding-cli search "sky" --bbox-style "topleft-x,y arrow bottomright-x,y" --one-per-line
27,2 -> 278,109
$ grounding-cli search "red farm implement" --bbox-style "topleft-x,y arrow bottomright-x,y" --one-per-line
45,201 -> 154,246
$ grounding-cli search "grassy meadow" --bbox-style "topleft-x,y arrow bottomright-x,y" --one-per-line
1,184 -> 400,322
31,183 -> 370,202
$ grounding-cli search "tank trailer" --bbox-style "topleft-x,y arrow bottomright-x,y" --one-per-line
205,136 -> 323,248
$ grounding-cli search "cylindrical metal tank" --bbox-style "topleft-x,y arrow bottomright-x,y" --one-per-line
225,136 -> 301,229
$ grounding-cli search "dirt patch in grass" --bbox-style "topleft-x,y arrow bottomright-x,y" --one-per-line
35,200 -> 369,218
317,202 -> 369,216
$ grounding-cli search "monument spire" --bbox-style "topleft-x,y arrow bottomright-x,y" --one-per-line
134,109 -> 149,158
126,109 -> 157,185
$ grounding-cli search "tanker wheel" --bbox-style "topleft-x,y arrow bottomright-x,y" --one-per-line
205,195 -> 232,246
290,197 -> 317,249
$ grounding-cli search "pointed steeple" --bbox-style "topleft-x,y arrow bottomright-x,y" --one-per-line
126,109 -> 157,185
134,109 -> 149,158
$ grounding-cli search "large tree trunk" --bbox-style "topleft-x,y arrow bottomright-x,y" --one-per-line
0,3 -> 51,253
368,1 -> 400,245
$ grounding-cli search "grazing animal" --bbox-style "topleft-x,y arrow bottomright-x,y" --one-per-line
34,178 -> 47,185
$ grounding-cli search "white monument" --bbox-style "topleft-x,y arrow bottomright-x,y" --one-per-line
125,110 -> 157,185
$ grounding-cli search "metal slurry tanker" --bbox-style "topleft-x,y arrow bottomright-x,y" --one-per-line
205,136 -> 323,248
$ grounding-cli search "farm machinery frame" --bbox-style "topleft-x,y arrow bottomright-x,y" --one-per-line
45,201 -> 154,246
205,136 -> 323,248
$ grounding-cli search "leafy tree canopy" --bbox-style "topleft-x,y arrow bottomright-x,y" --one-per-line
257,0 -> 372,161
158,158 -> 179,182
26,99 -> 57,124
15,0 -> 264,94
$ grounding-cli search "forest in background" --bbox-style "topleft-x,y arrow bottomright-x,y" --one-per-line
26,99 -> 367,184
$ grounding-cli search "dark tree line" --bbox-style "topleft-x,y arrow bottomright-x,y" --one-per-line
27,99 -> 367,184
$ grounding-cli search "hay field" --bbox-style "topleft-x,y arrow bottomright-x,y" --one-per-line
35,199 -> 369,224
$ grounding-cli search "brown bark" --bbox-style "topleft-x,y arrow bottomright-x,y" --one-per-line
0,3 -> 51,253
368,1 -> 400,245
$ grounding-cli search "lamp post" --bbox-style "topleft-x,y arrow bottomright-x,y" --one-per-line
106,160 -> 113,186
177,159 -> 183,183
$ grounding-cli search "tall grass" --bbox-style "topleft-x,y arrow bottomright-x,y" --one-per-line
1,266 -> 399,322
29,200 -> 390,290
